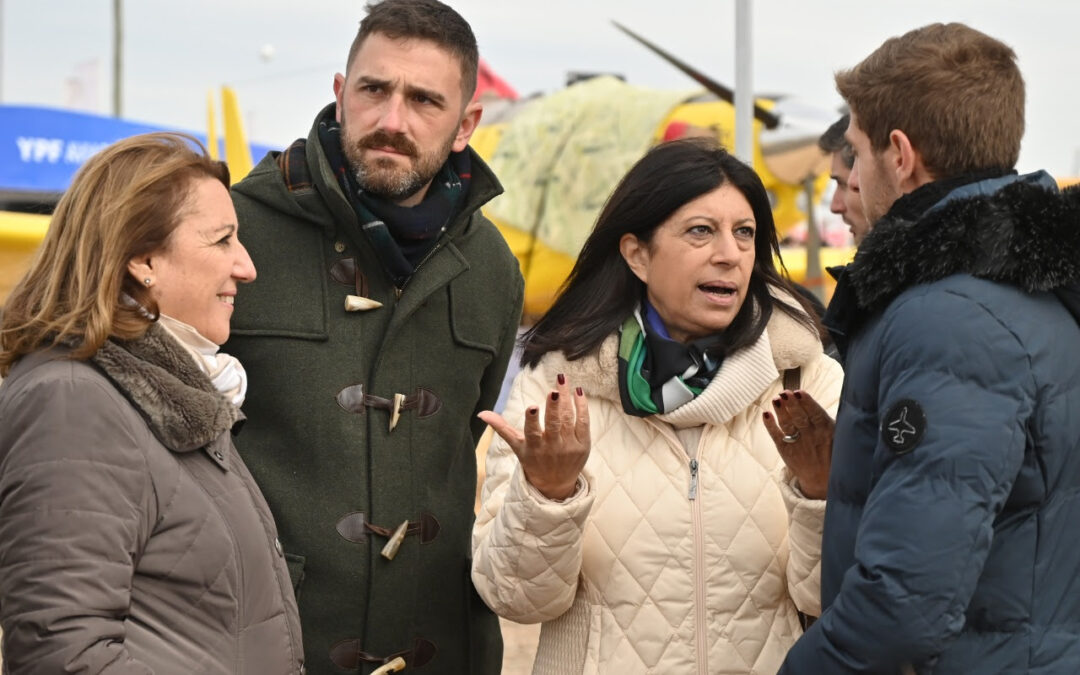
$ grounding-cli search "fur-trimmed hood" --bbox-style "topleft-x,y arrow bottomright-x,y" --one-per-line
90,322 -> 241,452
846,175 -> 1080,315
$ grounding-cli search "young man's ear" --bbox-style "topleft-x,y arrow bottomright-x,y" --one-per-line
619,233 -> 650,284
452,100 -> 483,152
889,129 -> 934,190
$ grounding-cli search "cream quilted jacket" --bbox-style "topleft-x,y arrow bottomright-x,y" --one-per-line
472,307 -> 843,674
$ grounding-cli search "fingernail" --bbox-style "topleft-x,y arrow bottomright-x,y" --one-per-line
794,391 -> 803,400
773,399 -> 781,408
557,373 -> 566,385
780,392 -> 789,401
763,412 -> 772,420
551,392 -> 560,401
575,387 -> 584,397
528,407 -> 538,416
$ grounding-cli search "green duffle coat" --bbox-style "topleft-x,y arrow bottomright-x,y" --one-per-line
225,105 -> 523,674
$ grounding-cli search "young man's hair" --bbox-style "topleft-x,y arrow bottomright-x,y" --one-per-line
835,22 -> 1024,179
347,0 -> 479,101
818,114 -> 854,170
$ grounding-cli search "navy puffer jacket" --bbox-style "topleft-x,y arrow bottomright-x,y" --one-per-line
781,173 -> 1080,674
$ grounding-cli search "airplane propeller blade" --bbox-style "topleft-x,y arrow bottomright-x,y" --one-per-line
611,20 -> 781,130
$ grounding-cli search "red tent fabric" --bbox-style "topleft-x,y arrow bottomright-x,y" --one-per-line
473,59 -> 518,101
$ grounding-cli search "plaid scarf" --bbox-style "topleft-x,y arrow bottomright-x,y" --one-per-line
318,118 -> 470,288
617,301 -> 726,417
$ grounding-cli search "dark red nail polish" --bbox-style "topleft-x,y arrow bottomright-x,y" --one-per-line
780,392 -> 789,401
551,392 -> 560,401
528,407 -> 538,416
794,391 -> 803,400
576,387 -> 584,397
773,399 -> 781,408
557,373 -> 566,385
763,412 -> 771,420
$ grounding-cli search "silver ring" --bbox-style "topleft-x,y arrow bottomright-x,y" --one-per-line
781,430 -> 801,444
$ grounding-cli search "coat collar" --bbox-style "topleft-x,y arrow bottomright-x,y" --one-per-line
91,322 -> 241,453
538,296 -> 823,428
302,103 -> 504,240
232,103 -> 504,244
843,171 -> 1080,315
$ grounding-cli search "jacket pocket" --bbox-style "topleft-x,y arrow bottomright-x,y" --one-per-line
284,553 -> 306,598
229,220 -> 330,341
447,280 -> 501,359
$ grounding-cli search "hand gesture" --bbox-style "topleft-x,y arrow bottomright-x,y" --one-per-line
762,389 -> 834,499
478,374 -> 590,501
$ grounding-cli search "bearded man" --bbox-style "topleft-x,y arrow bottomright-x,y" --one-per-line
225,1 -> 523,672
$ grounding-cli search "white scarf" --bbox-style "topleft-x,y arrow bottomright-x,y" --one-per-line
157,314 -> 248,407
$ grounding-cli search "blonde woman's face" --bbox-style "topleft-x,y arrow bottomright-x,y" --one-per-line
143,178 -> 256,344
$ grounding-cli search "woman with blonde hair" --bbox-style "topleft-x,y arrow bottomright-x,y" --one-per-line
0,133 -> 304,674
473,138 -> 841,674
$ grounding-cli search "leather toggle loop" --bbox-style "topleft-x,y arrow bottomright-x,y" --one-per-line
328,257 -> 368,297
328,637 -> 437,670
330,258 -> 382,312
335,511 -> 441,545
336,385 -> 443,421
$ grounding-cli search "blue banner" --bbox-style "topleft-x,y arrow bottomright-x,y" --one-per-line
0,105 -> 278,193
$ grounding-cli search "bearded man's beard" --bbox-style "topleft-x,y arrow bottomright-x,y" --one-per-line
342,126 -> 457,202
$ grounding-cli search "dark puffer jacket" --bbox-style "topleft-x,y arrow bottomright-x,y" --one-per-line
781,174 -> 1080,673
0,324 -> 304,674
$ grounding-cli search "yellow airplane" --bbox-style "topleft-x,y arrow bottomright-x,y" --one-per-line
470,22 -> 847,317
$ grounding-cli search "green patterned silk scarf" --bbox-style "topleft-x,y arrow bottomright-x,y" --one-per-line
616,304 -> 725,417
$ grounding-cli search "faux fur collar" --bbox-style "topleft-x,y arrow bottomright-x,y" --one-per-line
536,300 -> 823,427
846,176 -> 1080,314
91,322 -> 241,453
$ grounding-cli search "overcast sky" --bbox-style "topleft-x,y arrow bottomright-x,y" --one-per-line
4,0 -> 1079,177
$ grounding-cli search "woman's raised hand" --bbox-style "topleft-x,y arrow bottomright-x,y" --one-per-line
762,389 -> 834,500
478,374 -> 590,501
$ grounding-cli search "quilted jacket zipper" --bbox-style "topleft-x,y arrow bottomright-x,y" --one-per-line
646,420 -> 709,675
690,462 -> 707,675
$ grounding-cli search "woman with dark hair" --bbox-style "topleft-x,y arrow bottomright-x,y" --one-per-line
472,138 -> 841,674
0,133 -> 304,674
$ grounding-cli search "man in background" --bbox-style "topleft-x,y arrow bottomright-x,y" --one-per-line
818,113 -> 869,246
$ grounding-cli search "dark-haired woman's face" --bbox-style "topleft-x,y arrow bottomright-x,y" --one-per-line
620,184 -> 755,343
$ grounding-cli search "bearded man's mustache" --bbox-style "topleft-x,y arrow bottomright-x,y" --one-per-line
358,131 -> 418,157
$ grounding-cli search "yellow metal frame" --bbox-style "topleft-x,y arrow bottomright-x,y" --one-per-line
0,212 -> 50,302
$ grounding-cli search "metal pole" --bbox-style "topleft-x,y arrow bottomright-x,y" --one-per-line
803,178 -> 824,302
734,0 -> 753,163
112,0 -> 122,117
